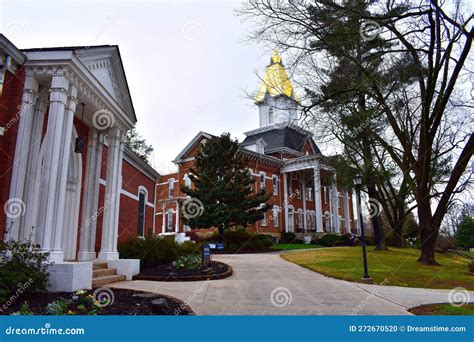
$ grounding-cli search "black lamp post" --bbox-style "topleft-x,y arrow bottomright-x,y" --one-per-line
353,174 -> 371,281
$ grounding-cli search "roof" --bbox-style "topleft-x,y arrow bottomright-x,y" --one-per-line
255,50 -> 300,103
22,44 -> 137,123
241,124 -> 321,156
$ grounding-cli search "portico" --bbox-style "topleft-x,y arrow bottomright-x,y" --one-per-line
4,45 -> 138,291
281,155 -> 353,237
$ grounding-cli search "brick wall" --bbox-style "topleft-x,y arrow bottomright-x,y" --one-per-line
0,66 -> 24,238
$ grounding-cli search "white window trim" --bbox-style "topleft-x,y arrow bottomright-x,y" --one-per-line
167,209 -> 174,230
137,186 -> 148,237
272,175 -> 278,196
273,205 -> 279,227
168,178 -> 175,198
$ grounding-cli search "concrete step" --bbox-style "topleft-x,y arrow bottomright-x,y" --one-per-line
93,268 -> 117,278
92,274 -> 126,288
93,262 -> 108,270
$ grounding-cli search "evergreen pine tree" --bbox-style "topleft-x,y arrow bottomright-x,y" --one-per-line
182,133 -> 271,239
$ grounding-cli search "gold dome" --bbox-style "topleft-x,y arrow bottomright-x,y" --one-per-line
255,50 -> 299,103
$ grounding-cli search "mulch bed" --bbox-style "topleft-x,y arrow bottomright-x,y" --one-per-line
1,289 -> 194,316
134,261 -> 232,281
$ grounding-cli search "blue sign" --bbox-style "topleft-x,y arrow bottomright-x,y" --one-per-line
216,243 -> 225,250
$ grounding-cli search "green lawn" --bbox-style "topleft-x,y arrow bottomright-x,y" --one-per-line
281,247 -> 473,290
271,243 -> 322,251
410,303 -> 474,315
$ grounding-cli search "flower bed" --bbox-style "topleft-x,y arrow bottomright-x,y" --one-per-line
134,261 -> 232,282
1,289 -> 194,316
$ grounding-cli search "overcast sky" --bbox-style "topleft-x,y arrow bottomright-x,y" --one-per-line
1,0 -> 278,174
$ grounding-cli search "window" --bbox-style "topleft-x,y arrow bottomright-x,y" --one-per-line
288,206 -> 294,232
184,174 -> 192,188
268,107 -> 274,124
168,178 -> 175,197
273,206 -> 279,227
296,179 -> 302,199
272,175 -> 278,195
259,172 -> 266,190
297,209 -> 303,229
260,204 -> 267,226
137,190 -> 146,237
323,186 -> 327,205
307,186 -> 313,201
167,209 -> 174,230
256,139 -> 266,154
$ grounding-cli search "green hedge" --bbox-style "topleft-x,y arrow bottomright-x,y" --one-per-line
223,229 -> 273,250
118,234 -> 201,268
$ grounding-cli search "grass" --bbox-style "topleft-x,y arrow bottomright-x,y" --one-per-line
409,303 -> 474,315
271,243 -> 322,251
281,247 -> 474,290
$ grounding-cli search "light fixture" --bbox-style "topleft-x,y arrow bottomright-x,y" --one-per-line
353,174 -> 363,186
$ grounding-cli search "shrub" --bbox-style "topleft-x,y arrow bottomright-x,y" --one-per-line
316,234 -> 340,247
118,233 -> 179,268
0,239 -> 52,302
456,216 -> 474,250
468,261 -> 474,274
280,232 -> 296,243
174,255 -> 202,270
335,233 -> 352,246
223,229 -> 273,250
178,241 -> 201,256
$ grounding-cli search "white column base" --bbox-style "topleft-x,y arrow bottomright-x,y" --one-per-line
97,251 -> 119,261
107,259 -> 140,280
47,262 -> 92,292
48,251 -> 65,264
77,251 -> 96,261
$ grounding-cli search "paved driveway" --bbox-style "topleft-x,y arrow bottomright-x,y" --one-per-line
110,252 -> 474,315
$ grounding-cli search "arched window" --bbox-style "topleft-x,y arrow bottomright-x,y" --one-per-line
298,209 -> 303,229
137,188 -> 147,237
268,107 -> 274,124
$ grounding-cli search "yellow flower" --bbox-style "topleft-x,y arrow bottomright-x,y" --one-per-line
67,310 -> 75,315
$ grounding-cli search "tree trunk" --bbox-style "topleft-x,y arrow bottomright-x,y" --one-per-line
218,226 -> 225,242
367,185 -> 387,251
417,204 -> 439,265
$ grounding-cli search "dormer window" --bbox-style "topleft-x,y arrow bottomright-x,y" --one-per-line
256,138 -> 266,154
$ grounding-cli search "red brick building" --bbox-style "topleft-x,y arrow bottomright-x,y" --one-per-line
0,34 -> 158,291
156,52 -> 357,241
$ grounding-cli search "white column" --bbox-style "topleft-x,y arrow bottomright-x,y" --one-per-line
175,200 -> 180,233
21,89 -> 48,241
36,75 -> 69,262
302,179 -> 307,232
343,190 -> 351,233
5,76 -> 39,241
98,127 -> 123,260
52,85 -> 78,260
78,129 -> 103,261
332,183 -> 340,233
283,173 -> 288,233
313,167 -> 323,233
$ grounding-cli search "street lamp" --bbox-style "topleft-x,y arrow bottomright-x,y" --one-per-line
353,174 -> 371,281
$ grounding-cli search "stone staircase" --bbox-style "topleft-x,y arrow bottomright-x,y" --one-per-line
92,262 -> 126,288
